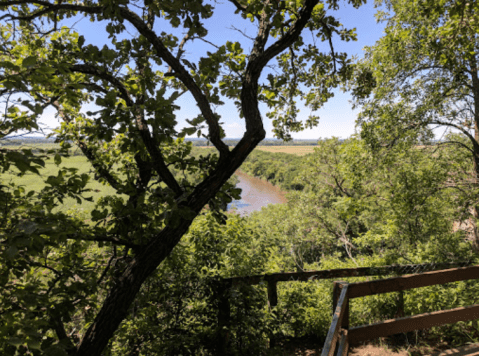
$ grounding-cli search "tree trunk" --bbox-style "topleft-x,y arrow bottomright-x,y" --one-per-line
470,57 -> 479,251
75,129 -> 265,356
75,223 -> 192,356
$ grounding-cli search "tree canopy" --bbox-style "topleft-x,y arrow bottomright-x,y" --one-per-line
354,0 -> 479,144
351,0 -> 479,246
0,0 -> 365,355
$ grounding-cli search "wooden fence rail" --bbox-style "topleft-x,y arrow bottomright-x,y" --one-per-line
321,265 -> 479,356
216,261 -> 472,355
223,262 -> 472,286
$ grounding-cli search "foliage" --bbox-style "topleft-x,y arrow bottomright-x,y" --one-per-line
2,0 -> 479,351
241,137 -> 479,347
109,212 -> 273,356
240,150 -> 308,190
353,0 -> 479,144
248,138 -> 474,269
3,136 -> 478,354
351,0 -> 479,248
0,0 -> 367,353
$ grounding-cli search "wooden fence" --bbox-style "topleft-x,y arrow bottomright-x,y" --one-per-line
215,261 -> 472,354
321,265 -> 479,356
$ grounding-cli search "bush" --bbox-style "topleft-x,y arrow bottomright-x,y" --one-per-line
109,212 -> 274,356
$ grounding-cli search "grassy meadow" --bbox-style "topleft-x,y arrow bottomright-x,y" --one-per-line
2,141 -> 311,217
3,153 -> 119,215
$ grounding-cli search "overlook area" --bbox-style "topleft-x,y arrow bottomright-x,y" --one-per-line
1,0 -> 479,355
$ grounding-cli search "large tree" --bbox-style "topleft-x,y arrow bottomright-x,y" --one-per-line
352,0 -> 479,246
0,0 -> 363,355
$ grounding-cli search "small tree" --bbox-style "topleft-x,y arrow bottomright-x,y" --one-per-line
0,0 -> 363,355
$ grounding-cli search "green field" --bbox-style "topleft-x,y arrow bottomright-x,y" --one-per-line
2,143 -> 320,220
2,143 -> 238,215
2,154 -> 119,214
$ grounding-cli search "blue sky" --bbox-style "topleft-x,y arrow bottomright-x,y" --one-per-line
40,0 -> 386,140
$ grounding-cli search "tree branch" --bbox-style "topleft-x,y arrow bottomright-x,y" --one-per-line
227,0 -> 260,21
435,140 -> 475,155
431,119 -> 478,149
49,313 -> 75,351
66,63 -> 181,195
134,112 -> 183,196
241,0 -> 319,134
75,235 -> 141,249
116,7 -> 230,159
50,100 -> 123,191
134,42 -> 183,196
70,64 -> 134,106
320,19 -> 337,74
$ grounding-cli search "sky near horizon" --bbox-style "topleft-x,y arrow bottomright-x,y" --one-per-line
38,0 -> 387,140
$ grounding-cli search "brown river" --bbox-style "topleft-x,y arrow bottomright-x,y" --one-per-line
227,171 -> 287,216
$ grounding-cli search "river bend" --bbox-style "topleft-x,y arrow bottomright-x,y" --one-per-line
227,171 -> 287,216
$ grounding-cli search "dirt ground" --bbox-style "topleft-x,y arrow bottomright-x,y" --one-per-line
348,344 -> 479,356
277,341 -> 479,356
348,345 -> 409,355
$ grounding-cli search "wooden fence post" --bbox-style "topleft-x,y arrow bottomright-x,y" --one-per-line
267,279 -> 278,348
332,281 -> 340,316
339,283 -> 349,330
331,281 -> 349,354
217,279 -> 231,355
267,279 -> 278,309
333,281 -> 347,316
397,289 -> 405,318
394,272 -> 405,318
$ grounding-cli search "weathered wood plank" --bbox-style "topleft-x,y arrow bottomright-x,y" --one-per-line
332,281 -> 343,316
341,288 -> 349,330
336,330 -> 349,356
227,262 -> 472,286
348,266 -> 479,299
349,304 -> 479,344
321,285 -> 349,356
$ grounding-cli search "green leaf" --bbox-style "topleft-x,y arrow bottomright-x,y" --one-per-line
54,153 -> 62,165
229,187 -> 242,200
7,337 -> 23,347
6,246 -> 18,260
26,338 -> 42,350
180,127 -> 197,136
22,56 -> 37,68
78,35 -> 85,47
44,345 -> 69,356
18,221 -> 38,234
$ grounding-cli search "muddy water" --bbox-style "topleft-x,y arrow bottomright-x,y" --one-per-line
227,171 -> 287,216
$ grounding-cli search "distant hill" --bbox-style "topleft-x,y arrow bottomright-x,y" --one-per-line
0,136 -> 56,145
2,136 -> 444,147
1,136 -> 320,146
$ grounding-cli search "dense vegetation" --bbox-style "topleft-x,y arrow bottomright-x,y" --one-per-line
2,137 -> 479,355
236,136 -> 479,351
240,150 -> 309,190
0,0 -> 364,354
2,0 -> 479,355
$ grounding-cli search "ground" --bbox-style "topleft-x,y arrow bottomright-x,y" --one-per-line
276,339 -> 479,356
